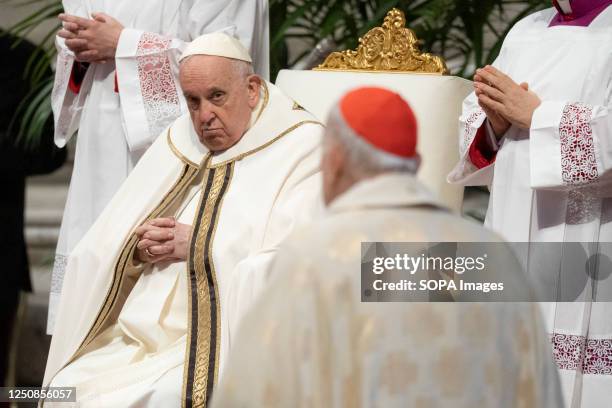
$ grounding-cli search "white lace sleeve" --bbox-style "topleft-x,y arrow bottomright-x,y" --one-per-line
446,94 -> 492,187
51,39 -> 82,147
115,29 -> 185,152
530,100 -> 612,190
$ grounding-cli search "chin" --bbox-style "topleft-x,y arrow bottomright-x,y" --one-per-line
201,133 -> 228,151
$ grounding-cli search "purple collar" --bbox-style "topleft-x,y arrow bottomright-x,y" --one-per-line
549,0 -> 612,26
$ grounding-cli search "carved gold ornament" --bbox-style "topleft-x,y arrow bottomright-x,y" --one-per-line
315,8 -> 448,75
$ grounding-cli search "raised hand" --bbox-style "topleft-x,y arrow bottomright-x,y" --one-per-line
58,12 -> 124,63
473,65 -> 541,130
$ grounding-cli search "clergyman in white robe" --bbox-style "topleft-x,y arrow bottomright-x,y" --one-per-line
42,68 -> 323,407
212,85 -> 563,407
448,5 -> 612,407
48,0 -> 270,334
213,175 -> 563,407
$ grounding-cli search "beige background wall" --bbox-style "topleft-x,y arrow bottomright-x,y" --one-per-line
0,0 -> 58,45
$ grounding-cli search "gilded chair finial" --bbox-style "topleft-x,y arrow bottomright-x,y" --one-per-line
315,8 -> 448,74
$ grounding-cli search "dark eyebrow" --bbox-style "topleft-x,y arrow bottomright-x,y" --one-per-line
208,87 -> 225,96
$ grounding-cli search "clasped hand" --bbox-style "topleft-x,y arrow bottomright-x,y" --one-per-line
473,65 -> 542,137
134,217 -> 192,264
58,12 -> 123,63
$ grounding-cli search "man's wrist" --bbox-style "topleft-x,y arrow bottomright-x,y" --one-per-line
488,119 -> 509,140
111,28 -> 123,58
485,119 -> 506,147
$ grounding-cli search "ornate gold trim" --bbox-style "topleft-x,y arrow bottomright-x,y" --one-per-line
315,8 -> 448,75
181,154 -> 210,408
182,161 -> 233,408
168,130 -> 199,168
207,164 -> 234,386
209,120 -> 323,168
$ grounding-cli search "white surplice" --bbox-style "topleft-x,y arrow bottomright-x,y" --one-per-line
48,0 -> 270,334
43,82 -> 324,407
212,173 -> 563,408
448,7 -> 612,407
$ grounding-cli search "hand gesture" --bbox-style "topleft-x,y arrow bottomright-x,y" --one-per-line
58,12 -> 124,63
134,217 -> 192,264
473,65 -> 541,131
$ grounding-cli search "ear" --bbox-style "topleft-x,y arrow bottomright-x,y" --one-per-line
246,75 -> 262,109
327,139 -> 348,183
321,137 -> 346,206
412,153 -> 422,173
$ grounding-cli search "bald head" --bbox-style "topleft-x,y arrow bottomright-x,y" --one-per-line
179,55 -> 261,152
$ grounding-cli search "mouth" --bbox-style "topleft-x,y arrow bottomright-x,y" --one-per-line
202,128 -> 224,134
201,128 -> 224,136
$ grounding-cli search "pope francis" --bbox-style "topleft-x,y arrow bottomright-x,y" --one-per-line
42,33 -> 323,407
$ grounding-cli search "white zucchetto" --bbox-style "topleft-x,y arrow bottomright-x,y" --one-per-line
180,32 -> 252,63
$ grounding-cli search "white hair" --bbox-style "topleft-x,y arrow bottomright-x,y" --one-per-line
325,105 -> 419,177
231,59 -> 255,79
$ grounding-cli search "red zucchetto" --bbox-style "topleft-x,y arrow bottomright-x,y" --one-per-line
339,87 -> 418,158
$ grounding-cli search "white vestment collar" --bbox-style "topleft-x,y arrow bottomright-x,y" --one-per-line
329,173 -> 447,213
167,81 -> 319,168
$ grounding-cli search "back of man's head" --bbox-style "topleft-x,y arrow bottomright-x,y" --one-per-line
321,87 -> 420,205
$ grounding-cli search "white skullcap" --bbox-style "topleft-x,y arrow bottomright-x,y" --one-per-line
180,32 -> 252,63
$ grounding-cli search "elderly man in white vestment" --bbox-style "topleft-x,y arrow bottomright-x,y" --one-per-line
48,0 -> 270,334
42,33 -> 323,407
212,87 -> 563,407
447,2 -> 612,406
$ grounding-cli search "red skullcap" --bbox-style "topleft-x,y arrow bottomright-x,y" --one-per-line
339,87 -> 418,158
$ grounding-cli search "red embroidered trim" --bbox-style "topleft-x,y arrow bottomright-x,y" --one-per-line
462,109 -> 486,154
551,333 -> 612,375
560,103 -> 598,185
136,32 -> 181,138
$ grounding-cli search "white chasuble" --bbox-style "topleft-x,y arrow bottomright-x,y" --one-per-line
448,7 -> 612,407
43,82 -> 323,407
212,174 -> 563,408
48,0 -> 270,334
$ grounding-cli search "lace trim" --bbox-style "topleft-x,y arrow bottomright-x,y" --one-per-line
462,109 -> 486,154
50,254 -> 69,294
136,32 -> 181,139
566,187 -> 602,225
560,103 -> 598,186
51,48 -> 75,138
551,333 -> 612,375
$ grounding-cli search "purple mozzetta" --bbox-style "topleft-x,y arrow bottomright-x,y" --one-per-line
550,0 -> 612,26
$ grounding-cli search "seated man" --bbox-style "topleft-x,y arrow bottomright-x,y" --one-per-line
43,33 -> 323,407
212,88 -> 563,407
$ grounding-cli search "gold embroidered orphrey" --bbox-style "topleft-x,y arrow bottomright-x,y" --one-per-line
315,8 -> 448,75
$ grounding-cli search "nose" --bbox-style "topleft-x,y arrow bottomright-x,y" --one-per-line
198,102 -> 216,126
